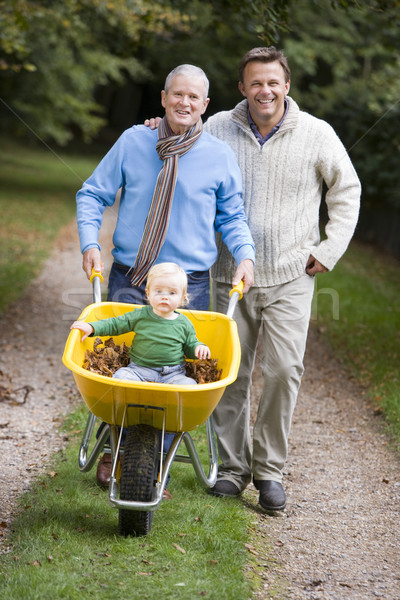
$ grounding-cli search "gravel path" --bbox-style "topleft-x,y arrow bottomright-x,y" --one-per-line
1,213 -> 400,598
248,333 -> 400,598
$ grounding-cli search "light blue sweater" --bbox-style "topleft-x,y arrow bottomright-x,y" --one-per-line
76,125 -> 255,272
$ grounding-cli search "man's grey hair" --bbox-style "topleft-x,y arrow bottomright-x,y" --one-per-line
164,64 -> 209,100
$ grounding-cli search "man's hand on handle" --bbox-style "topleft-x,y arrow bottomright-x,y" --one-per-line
232,259 -> 254,294
82,248 -> 103,280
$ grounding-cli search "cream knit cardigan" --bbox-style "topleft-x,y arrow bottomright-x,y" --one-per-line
205,97 -> 361,287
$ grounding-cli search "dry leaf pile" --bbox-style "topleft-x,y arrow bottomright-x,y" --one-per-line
83,337 -> 130,377
185,359 -> 222,384
82,338 -> 222,383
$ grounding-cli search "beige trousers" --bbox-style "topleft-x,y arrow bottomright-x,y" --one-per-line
213,275 -> 315,489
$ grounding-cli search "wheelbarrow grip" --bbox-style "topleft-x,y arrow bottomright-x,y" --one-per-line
90,268 -> 103,304
226,280 -> 244,319
229,280 -> 244,300
89,268 -> 104,284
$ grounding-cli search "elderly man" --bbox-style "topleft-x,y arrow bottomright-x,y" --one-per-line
77,64 -> 254,308
76,64 -> 255,488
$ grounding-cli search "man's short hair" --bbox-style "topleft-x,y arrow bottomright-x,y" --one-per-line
239,47 -> 291,83
164,64 -> 209,100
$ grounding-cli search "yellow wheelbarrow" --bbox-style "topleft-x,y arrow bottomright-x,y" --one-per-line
62,272 -> 243,536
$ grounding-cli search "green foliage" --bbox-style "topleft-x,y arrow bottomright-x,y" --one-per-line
0,0 -> 294,144
200,0 -> 291,44
0,0 -> 188,144
282,0 -> 400,212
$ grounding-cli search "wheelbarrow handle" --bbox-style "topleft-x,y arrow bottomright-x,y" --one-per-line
89,268 -> 104,284
229,281 -> 244,300
90,268 -> 103,304
226,280 -> 244,319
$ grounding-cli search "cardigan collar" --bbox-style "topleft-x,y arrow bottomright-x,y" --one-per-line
231,96 -> 300,141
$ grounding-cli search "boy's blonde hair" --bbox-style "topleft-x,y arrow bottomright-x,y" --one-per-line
145,262 -> 188,305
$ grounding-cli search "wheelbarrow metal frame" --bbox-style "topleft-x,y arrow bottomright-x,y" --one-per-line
78,403 -> 219,513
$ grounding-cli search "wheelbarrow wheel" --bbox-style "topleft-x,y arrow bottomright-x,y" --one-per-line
118,424 -> 159,537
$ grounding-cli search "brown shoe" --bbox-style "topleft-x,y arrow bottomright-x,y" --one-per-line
96,453 -> 112,488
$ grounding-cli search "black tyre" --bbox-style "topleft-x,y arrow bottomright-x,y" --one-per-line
118,424 -> 159,537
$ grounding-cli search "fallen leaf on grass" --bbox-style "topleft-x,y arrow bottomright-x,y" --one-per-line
245,543 -> 259,556
138,571 -> 153,576
173,543 -> 186,554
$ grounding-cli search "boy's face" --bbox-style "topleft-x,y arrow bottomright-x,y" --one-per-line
146,275 -> 186,318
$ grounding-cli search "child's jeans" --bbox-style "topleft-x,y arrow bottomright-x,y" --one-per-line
113,362 -> 197,386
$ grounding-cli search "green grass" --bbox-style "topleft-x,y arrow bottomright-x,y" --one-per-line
311,240 -> 400,444
0,138 -> 99,314
0,406 -> 256,600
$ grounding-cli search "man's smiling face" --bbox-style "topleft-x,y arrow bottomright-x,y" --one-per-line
161,74 -> 209,135
238,60 -> 290,133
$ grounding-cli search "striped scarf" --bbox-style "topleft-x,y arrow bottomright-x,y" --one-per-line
129,116 -> 203,286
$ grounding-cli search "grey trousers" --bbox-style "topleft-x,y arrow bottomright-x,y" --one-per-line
113,362 -> 197,385
213,275 -> 315,489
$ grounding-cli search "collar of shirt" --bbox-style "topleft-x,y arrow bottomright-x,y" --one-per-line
248,99 -> 288,146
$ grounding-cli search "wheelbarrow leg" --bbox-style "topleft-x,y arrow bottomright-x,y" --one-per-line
181,415 -> 218,488
78,412 -> 109,472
